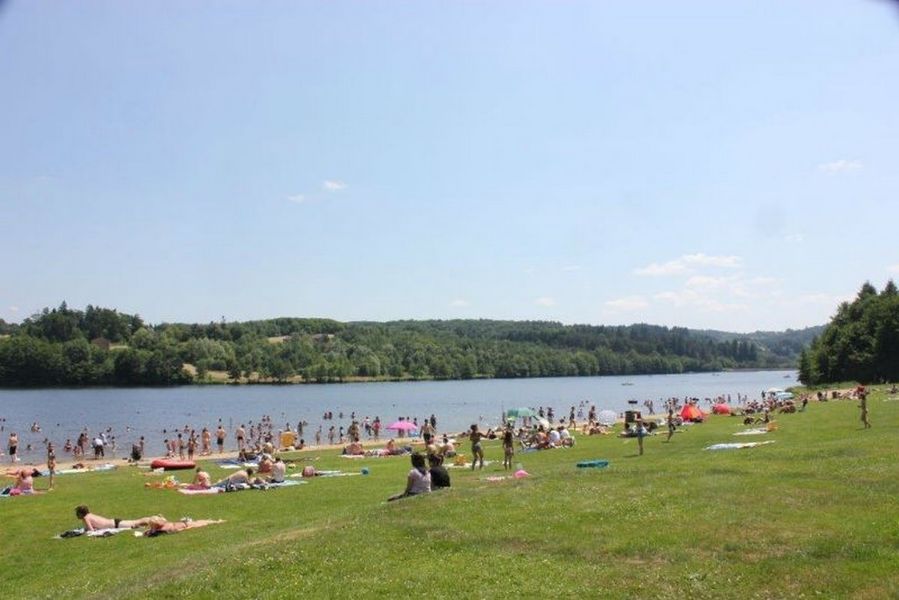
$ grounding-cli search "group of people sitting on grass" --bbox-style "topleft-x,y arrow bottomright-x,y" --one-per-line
387,451 -> 450,501
518,424 -> 575,450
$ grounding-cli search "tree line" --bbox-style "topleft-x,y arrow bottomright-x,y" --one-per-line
0,303 -> 808,387
799,280 -> 899,385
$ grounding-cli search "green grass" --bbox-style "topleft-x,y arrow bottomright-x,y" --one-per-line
3,388 -> 899,599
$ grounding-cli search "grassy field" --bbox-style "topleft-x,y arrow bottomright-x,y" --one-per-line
2,389 -> 898,599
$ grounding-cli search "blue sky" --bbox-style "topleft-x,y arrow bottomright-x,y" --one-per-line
1,1 -> 898,332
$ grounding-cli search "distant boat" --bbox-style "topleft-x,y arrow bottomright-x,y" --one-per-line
621,382 -> 634,386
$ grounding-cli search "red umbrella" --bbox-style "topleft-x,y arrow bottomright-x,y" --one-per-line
386,421 -> 417,431
712,403 -> 731,415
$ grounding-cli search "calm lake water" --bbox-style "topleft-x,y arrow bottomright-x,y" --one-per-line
0,370 -> 796,463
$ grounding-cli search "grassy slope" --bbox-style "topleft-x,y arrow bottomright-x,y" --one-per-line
2,390 -> 898,599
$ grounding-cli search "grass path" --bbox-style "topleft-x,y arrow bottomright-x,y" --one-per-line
2,390 -> 898,599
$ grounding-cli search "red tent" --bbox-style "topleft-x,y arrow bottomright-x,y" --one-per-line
680,404 -> 705,422
712,403 -> 731,415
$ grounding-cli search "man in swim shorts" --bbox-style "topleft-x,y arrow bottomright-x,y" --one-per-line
75,505 -> 155,531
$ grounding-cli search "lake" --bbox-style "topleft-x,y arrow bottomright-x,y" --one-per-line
0,369 -> 796,463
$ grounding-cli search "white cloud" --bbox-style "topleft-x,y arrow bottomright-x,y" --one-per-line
635,253 -> 741,276
634,260 -> 690,277
8,306 -> 18,313
604,296 -> 649,311
784,233 -> 804,243
654,290 -> 748,313
682,253 -> 742,268
322,180 -> 347,192
889,264 -> 899,275
818,159 -> 862,174
287,194 -> 305,204
562,265 -> 581,272
449,299 -> 470,308
535,297 -> 556,307
685,275 -> 734,289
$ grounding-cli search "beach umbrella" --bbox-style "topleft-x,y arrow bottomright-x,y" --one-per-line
597,410 -> 618,426
505,407 -> 536,419
386,421 -> 417,431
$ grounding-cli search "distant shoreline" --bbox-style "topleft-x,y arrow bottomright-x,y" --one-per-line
0,366 -> 799,390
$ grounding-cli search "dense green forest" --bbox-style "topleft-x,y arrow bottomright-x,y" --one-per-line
799,281 -> 899,385
0,303 -> 814,387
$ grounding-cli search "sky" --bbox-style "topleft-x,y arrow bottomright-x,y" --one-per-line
1,1 -> 898,332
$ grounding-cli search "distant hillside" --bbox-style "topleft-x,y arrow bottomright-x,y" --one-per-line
0,304 -> 818,387
692,326 -> 825,368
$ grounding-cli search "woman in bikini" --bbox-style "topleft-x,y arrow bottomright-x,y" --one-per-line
145,516 -> 225,536
468,424 -> 487,470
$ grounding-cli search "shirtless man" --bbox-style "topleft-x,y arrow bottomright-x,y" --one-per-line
216,425 -> 226,454
213,468 -> 254,488
75,505 -> 154,531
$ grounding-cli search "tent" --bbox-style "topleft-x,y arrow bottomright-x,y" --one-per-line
680,404 -> 705,422
712,403 -> 731,415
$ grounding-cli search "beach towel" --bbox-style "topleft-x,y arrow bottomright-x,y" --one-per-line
733,428 -> 768,436
447,460 -> 495,469
705,441 -> 775,451
339,454 -> 367,459
289,470 -> 358,479
217,461 -> 259,470
55,527 -> 131,539
182,480 -> 304,495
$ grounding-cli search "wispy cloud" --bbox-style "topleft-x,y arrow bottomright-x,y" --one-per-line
535,297 -> 556,307
8,306 -> 19,314
286,194 -> 305,204
888,264 -> 899,274
562,265 -> 581,272
634,253 -> 742,276
449,299 -> 470,308
654,290 -> 748,313
322,180 -> 347,192
818,159 -> 862,174
604,296 -> 649,311
784,233 -> 804,243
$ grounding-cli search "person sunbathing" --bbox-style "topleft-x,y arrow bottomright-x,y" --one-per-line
75,505 -> 154,531
343,438 -> 364,456
213,468 -> 254,488
145,515 -> 225,536
187,468 -> 212,490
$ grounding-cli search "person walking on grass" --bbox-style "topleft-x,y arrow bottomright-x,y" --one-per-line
635,418 -> 647,456
468,424 -> 487,470
859,386 -> 871,429
665,409 -> 676,442
502,427 -> 514,470
46,443 -> 57,490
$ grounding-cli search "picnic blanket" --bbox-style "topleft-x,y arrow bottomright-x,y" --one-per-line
705,441 -> 776,451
